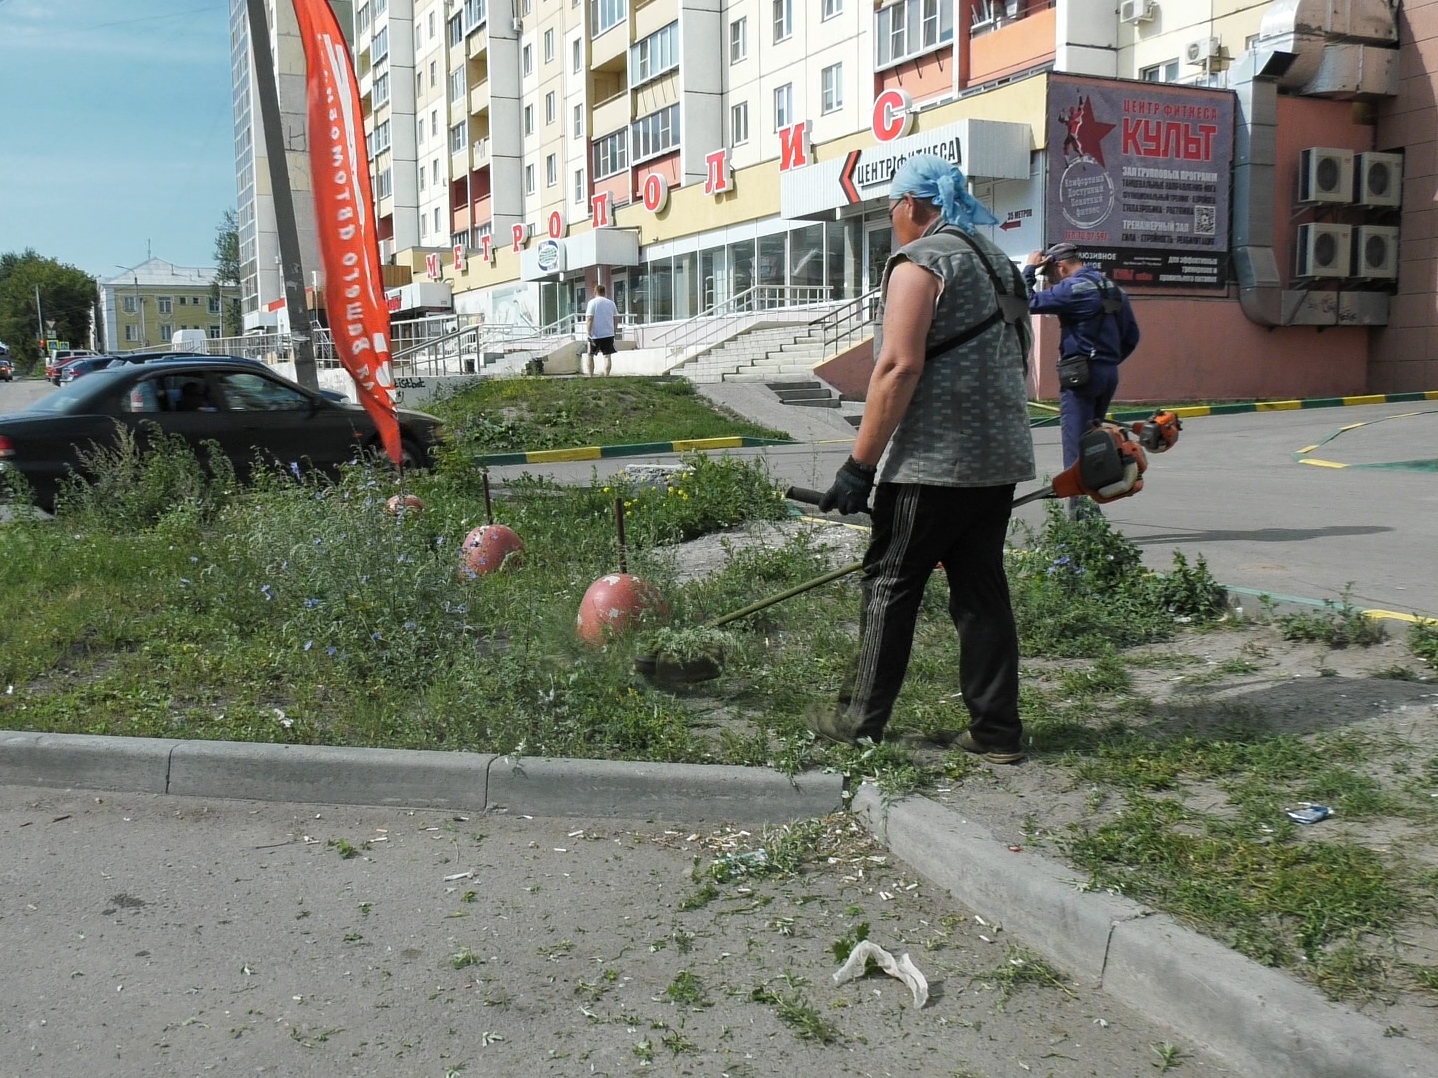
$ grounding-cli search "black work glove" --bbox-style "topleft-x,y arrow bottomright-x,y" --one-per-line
819,457 -> 875,515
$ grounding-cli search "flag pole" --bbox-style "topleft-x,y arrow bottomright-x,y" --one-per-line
246,0 -> 320,391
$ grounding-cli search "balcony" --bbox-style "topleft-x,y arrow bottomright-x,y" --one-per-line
968,0 -> 1056,86
472,138 -> 490,168
468,26 -> 488,60
470,79 -> 489,115
452,147 -> 470,176
591,91 -> 631,143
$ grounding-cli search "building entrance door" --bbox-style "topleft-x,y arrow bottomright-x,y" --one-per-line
865,224 -> 891,292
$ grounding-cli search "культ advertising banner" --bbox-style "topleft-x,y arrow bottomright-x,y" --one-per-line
1045,73 -> 1235,289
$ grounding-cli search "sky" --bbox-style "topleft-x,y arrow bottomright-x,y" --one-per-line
0,0 -> 237,283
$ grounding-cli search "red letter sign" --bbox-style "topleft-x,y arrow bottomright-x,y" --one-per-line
511,222 -> 529,252
453,244 -> 466,273
479,233 -> 495,263
872,89 -> 914,143
425,252 -> 441,280
591,191 -> 613,227
704,148 -> 733,196
641,173 -> 670,213
547,210 -> 567,238
778,121 -> 813,172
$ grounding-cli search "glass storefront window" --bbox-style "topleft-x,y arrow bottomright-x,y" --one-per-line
757,233 -> 786,307
629,264 -> 650,323
827,218 -> 862,300
728,239 -> 756,307
700,246 -> 728,311
789,224 -> 824,296
673,252 -> 698,320
650,257 -> 674,322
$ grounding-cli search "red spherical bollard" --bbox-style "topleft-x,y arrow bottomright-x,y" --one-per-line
576,573 -> 669,646
461,524 -> 524,575
386,493 -> 426,515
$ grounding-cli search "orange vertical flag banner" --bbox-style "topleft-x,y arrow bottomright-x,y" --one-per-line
293,0 -> 403,464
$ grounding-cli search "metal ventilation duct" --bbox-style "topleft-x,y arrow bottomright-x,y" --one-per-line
1257,0 -> 1398,91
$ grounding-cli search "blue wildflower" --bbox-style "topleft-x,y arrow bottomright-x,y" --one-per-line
304,598 -> 321,609
326,646 -> 338,657
304,640 -> 313,651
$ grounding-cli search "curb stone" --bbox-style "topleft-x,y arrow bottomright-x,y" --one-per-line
851,784 -> 1432,1078
0,732 -> 843,825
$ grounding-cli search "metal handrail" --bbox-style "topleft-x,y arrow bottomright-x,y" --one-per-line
813,288 -> 881,359
647,285 -> 839,352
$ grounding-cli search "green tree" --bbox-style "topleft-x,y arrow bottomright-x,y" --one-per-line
0,251 -> 97,374
210,209 -> 243,337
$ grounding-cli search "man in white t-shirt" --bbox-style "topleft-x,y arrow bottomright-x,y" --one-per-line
583,285 -> 619,376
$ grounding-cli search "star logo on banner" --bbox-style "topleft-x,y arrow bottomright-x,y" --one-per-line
1076,96 -> 1116,168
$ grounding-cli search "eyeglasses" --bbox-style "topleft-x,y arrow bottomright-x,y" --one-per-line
887,198 -> 905,223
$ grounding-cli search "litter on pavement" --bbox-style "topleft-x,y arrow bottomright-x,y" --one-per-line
832,940 -> 930,1008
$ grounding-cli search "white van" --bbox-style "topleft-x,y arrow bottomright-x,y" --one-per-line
171,329 -> 210,354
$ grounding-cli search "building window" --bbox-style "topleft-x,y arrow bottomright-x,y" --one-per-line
450,68 -> 465,100
158,296 -> 173,314
729,17 -> 747,63
416,71 -> 424,95
417,116 -> 426,144
122,296 -> 137,314
420,168 -> 427,190
448,13 -> 463,46
525,163 -> 536,193
594,128 -> 628,178
631,103 -> 680,162
357,3 -> 370,34
772,0 -> 791,42
125,324 -> 139,342
574,103 -> 584,138
773,83 -> 792,130
522,0 -> 531,12
593,0 -> 625,36
374,0 -> 385,13
159,323 -> 173,340
465,0 -> 486,29
546,91 -> 556,124
208,296 -> 221,314
544,28 -> 555,62
374,70 -> 390,105
376,168 -> 392,197
208,324 -> 222,339
434,207 -> 441,232
546,154 -> 557,186
374,119 -> 390,152
431,109 -> 439,137
450,122 -> 466,153
1141,60 -> 1180,82
428,11 -> 436,37
420,216 -> 428,239
574,167 -> 586,204
875,0 -> 953,68
522,43 -> 533,76
432,159 -> 440,184
630,21 -> 678,85
572,38 -> 582,73
372,25 -> 388,60
731,101 -> 748,145
821,62 -> 843,113
523,104 -> 536,135
823,0 -> 842,18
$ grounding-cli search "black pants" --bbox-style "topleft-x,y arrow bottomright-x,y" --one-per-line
838,482 -> 1023,748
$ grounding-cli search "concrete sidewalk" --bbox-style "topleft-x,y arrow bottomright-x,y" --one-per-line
2,728 -> 1431,1078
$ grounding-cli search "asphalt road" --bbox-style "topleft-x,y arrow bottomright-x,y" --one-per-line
0,786 -> 1223,1078
0,378 -> 54,414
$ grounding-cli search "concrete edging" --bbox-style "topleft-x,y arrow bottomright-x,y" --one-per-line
0,731 -> 843,825
852,784 -> 1432,1078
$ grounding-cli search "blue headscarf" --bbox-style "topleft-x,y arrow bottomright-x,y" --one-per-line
888,153 -> 1000,233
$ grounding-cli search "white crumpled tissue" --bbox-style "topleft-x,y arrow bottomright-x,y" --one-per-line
831,940 -> 929,1008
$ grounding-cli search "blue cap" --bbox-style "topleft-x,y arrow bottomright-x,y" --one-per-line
888,153 -> 1001,233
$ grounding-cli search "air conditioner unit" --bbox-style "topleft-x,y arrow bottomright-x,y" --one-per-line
1184,37 -> 1221,65
1352,225 -> 1399,279
1355,151 -> 1403,208
510,16 -> 523,30
1296,223 -> 1352,279
1298,147 -> 1355,204
1119,0 -> 1156,24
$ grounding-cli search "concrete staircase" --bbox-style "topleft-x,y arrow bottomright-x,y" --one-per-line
768,380 -> 841,409
675,322 -> 830,385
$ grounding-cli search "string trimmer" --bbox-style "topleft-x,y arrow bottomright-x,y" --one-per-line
633,413 -> 1180,686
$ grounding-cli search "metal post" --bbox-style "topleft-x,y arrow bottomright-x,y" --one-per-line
34,286 -> 44,351
245,0 -> 319,389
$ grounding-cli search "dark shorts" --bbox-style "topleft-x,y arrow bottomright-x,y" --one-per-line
589,336 -> 616,356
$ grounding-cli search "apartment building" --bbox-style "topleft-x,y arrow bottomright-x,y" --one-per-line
228,0 -> 356,332
231,0 -> 1432,395
98,260 -> 231,353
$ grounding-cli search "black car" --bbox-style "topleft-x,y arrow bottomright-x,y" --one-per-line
107,354 -> 351,403
0,360 -> 441,510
